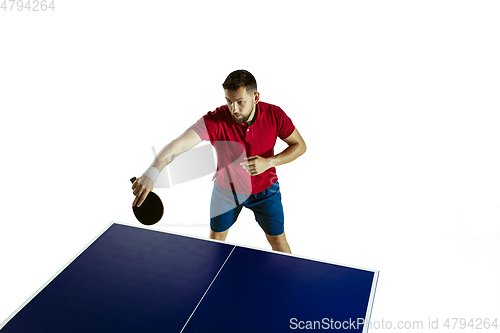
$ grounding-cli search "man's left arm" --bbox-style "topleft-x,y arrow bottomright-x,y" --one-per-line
242,128 -> 306,176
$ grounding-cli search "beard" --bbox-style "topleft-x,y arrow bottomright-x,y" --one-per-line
231,106 -> 255,125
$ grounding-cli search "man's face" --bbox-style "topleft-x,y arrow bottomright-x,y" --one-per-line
225,86 -> 259,125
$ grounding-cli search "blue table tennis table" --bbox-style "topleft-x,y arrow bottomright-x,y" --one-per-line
0,222 -> 379,332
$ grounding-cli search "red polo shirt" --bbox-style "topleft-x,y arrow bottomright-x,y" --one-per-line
190,102 -> 295,194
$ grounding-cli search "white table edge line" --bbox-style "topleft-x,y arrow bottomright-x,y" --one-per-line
179,245 -> 237,333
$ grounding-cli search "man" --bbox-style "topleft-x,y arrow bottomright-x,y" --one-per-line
132,70 -> 306,253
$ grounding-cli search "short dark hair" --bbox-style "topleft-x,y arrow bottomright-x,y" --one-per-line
222,69 -> 257,93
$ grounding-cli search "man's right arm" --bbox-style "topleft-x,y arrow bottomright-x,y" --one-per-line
151,128 -> 202,171
132,128 -> 202,207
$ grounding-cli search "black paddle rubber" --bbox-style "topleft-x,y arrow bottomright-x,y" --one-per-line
131,177 -> 164,225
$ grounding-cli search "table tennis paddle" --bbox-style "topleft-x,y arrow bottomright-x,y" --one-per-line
130,177 -> 164,225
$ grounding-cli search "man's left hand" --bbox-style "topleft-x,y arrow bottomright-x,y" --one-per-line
240,155 -> 272,176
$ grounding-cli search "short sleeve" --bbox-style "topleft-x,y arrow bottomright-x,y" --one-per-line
276,106 -> 295,140
190,116 -> 210,141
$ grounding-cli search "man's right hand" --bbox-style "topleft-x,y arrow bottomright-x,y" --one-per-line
132,176 -> 154,207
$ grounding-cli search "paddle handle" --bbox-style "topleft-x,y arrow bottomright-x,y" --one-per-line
130,177 -> 137,183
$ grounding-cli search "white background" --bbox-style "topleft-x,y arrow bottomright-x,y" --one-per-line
1,1 -> 499,332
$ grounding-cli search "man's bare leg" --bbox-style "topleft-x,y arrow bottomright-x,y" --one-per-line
210,229 -> 229,241
265,232 -> 291,254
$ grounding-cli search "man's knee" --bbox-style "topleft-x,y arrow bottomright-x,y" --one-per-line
266,233 -> 284,245
265,232 -> 291,253
210,229 -> 229,241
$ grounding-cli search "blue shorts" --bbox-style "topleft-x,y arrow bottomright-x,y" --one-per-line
210,181 -> 285,236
